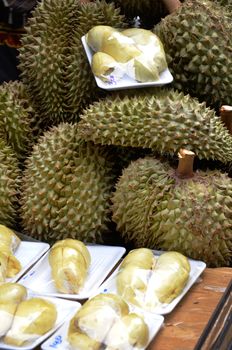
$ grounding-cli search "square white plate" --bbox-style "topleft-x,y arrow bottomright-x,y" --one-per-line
18,245 -> 126,300
7,241 -> 50,283
81,35 -> 173,90
41,302 -> 164,350
0,290 -> 81,350
92,250 -> 206,315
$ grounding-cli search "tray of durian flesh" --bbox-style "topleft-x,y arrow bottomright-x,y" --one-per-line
82,25 -> 173,90
93,248 -> 206,315
0,225 -> 50,284
0,282 -> 81,350
41,292 -> 164,350
18,239 -> 126,299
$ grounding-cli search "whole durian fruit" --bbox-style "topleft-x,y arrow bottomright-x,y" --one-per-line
20,123 -> 116,243
112,150 -> 232,267
19,0 -> 126,126
153,0 -> 232,109
0,81 -> 38,162
0,140 -> 21,229
78,89 -> 232,163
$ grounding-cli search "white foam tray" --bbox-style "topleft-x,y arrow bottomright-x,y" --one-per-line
0,290 -> 81,350
7,241 -> 50,283
93,250 -> 206,315
18,245 -> 126,300
41,303 -> 164,350
81,35 -> 173,90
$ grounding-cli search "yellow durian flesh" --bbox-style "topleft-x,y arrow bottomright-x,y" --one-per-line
0,304 -> 18,337
68,331 -> 101,350
120,248 -> 155,270
4,297 -> 57,346
49,246 -> 88,294
91,52 -> 124,82
145,252 -> 190,307
0,224 -> 21,253
0,245 -> 21,278
86,25 -> 118,52
105,312 -> 149,349
51,239 -> 91,268
0,251 -> 8,282
0,283 -> 27,304
101,31 -> 141,63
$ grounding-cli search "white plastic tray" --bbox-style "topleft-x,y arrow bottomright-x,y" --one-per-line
41,303 -> 164,350
0,290 -> 81,350
93,250 -> 206,315
81,35 -> 173,90
7,241 -> 50,283
18,245 -> 126,300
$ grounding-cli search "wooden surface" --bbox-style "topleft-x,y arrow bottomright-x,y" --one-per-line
148,267 -> 232,350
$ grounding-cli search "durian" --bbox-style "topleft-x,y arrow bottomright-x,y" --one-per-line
0,283 -> 27,337
49,239 -> 91,294
112,150 -> 232,267
19,0 -> 127,124
0,81 -> 37,162
20,123 -> 116,243
91,52 -> 124,83
4,297 -> 57,346
0,225 -> 21,253
0,139 -> 21,228
78,89 -> 232,163
153,0 -> 232,108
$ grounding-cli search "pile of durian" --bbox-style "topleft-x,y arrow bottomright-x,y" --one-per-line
0,0 -> 231,268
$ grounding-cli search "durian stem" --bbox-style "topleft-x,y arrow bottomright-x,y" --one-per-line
161,0 -> 181,13
176,149 -> 195,179
220,105 -> 232,135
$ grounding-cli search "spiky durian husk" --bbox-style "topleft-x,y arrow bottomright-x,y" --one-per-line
0,81 -> 38,162
78,89 -> 232,163
20,123 -> 116,243
0,139 -> 21,228
112,157 -> 232,267
19,0 -> 126,126
153,0 -> 232,109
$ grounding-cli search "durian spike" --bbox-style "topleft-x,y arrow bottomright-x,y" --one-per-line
161,0 -> 181,13
220,105 -> 232,135
176,149 -> 195,179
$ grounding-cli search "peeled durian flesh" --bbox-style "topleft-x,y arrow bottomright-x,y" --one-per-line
105,313 -> 149,349
0,283 -> 27,337
0,224 -> 21,253
4,297 -> 57,346
91,52 -> 124,83
49,246 -> 88,294
120,248 -> 155,270
68,331 -> 101,350
0,245 -> 21,279
86,25 -> 118,52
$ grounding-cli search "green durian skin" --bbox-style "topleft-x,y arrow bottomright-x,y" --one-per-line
0,139 -> 20,229
20,123 -> 116,243
19,0 -> 127,126
0,81 -> 37,162
153,0 -> 232,109
112,157 -> 232,267
78,88 -> 232,163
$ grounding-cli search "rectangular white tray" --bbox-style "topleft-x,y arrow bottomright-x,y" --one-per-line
18,245 -> 126,300
81,35 -> 173,90
7,241 -> 50,283
92,250 -> 206,315
0,290 -> 81,350
41,304 -> 164,350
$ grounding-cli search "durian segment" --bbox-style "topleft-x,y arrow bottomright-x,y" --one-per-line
101,31 -> 141,63
4,297 -> 57,346
20,123 -> 116,243
68,330 -> 101,350
51,239 -> 91,267
105,312 -> 149,349
145,252 -> 190,307
112,157 -> 232,267
0,252 -> 8,283
0,225 -> 21,253
49,246 -> 88,294
86,25 -> 118,52
91,52 -> 125,82
120,248 -> 155,270
125,55 -> 160,82
0,245 -> 21,278
71,293 -> 129,342
78,89 -> 232,163
153,0 -> 232,108
0,283 -> 27,337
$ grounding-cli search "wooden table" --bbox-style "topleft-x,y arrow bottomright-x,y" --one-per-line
148,267 -> 232,350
